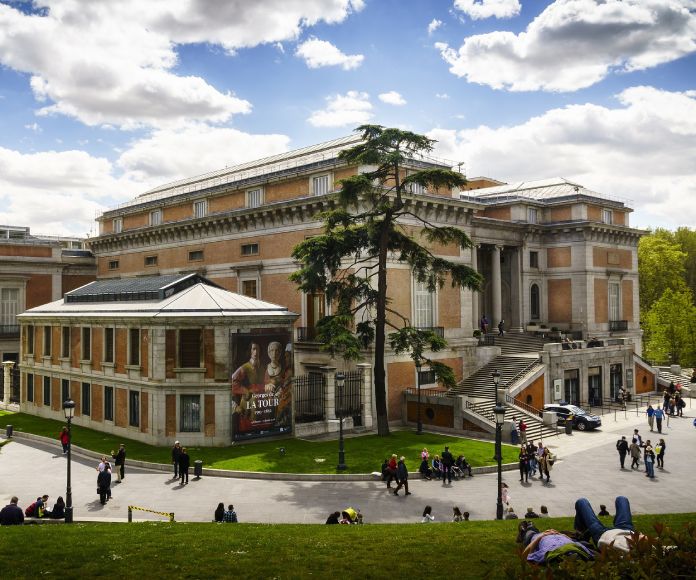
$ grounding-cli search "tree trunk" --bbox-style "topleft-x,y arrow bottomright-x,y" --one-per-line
373,215 -> 391,436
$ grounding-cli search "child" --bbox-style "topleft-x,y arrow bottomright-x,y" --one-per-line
421,505 -> 435,523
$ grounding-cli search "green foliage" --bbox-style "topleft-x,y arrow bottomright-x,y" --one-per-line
504,522 -> 696,579
638,230 -> 687,314
643,288 -> 696,366
674,227 -> 696,299
290,125 -> 482,435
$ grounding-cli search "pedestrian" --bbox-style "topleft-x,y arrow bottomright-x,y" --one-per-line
510,417 -> 519,445
111,444 -> 126,482
421,505 -> 434,523
616,436 -> 629,469
214,502 -> 225,522
501,482 -> 511,505
646,405 -> 655,432
179,447 -> 190,485
441,446 -> 454,484
518,445 -> 529,483
676,394 -> 685,417
393,456 -> 411,496
59,427 -> 70,454
480,314 -> 489,334
518,419 -> 528,445
654,406 -> 664,433
663,390 -> 670,412
632,429 -> 642,448
0,497 -> 24,525
538,448 -> 553,483
526,441 -> 537,476
97,465 -> 111,505
668,397 -> 676,417
656,438 -> 666,469
629,438 -> 641,469
223,504 -> 238,523
172,441 -> 182,479
385,454 -> 398,488
536,442 -> 545,478
104,461 -> 113,501
498,319 -> 505,337
644,445 -> 655,479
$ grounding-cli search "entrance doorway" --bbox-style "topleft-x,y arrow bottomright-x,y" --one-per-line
588,366 -> 602,405
564,369 -> 580,404
610,363 -> 623,401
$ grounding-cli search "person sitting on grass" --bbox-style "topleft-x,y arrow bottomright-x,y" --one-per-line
49,497 -> 65,519
524,507 -> 539,519
597,504 -> 610,517
223,504 -> 238,523
325,511 -> 340,524
214,502 -> 225,522
574,496 -> 645,554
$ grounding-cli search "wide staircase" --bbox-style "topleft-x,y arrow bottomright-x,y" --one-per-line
450,355 -> 541,399
484,332 -> 550,355
465,396 -> 559,442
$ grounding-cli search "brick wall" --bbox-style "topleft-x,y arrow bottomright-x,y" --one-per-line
26,274 -> 53,309
635,363 -> 656,394
547,279 -> 572,323
547,247 -> 571,268
166,394 -> 176,436
594,278 -> 608,323
115,388 -> 127,427
205,394 -> 215,437
622,279 -> 634,322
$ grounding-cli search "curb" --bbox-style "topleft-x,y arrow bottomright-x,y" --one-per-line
1,431 -> 520,481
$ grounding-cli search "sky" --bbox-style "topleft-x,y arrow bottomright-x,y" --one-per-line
0,0 -> 695,237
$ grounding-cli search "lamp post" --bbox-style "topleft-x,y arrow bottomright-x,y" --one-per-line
336,372 -> 347,470
63,399 -> 75,524
492,369 -> 505,520
416,359 -> 423,435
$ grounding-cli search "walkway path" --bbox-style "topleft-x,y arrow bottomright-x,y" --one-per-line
0,407 -> 693,524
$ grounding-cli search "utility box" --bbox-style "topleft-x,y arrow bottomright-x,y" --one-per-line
194,460 -> 203,478
542,412 -> 556,426
6,424 -> 13,438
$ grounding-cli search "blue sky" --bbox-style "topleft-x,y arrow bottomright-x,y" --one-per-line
0,0 -> 695,236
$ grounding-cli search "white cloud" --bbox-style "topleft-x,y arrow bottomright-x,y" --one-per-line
295,38 -> 364,70
428,19 -> 443,35
453,0 -> 521,20
439,0 -> 696,92
436,93 -> 450,99
378,91 -> 407,106
307,91 -> 373,127
429,86 -> 696,228
0,0 -> 364,128
24,122 -> 41,132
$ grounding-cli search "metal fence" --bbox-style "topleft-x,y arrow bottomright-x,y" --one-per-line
0,365 -> 20,403
337,370 -> 363,421
293,372 -> 326,423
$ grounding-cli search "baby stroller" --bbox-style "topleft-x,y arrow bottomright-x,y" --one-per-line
341,507 -> 363,524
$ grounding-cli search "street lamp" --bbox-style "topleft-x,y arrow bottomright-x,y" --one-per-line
494,400 -> 506,520
415,359 -> 423,435
63,399 -> 75,524
335,372 -> 347,471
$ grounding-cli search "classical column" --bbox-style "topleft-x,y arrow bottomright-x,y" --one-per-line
492,245 -> 503,329
471,245 -> 479,332
357,362 -> 373,429
3,361 -> 15,405
322,366 -> 337,422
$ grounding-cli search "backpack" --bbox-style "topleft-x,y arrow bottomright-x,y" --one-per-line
25,501 -> 37,517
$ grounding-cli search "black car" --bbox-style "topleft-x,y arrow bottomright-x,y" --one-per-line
543,404 -> 602,431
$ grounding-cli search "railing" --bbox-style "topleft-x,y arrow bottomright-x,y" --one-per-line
293,373 -> 326,423
503,358 -> 543,389
404,387 -> 449,398
0,325 -> 20,338
505,394 -> 542,417
478,334 -> 495,346
337,370 -> 362,418
296,326 -> 318,342
609,320 -> 628,332
465,400 -> 495,422
416,326 -> 444,338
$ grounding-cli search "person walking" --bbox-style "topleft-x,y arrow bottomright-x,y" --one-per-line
616,436 -> 629,469
644,443 -> 655,479
59,427 -> 70,454
111,444 -> 126,483
498,319 -> 505,337
526,441 -> 537,476
393,456 -> 411,496
441,446 -> 454,485
385,454 -> 398,488
629,439 -> 641,469
646,405 -> 655,432
654,406 -> 664,434
97,465 -> 111,505
656,438 -> 666,469
172,441 -> 182,479
179,447 -> 190,485
518,419 -> 528,445
538,448 -> 552,483
518,445 -> 529,483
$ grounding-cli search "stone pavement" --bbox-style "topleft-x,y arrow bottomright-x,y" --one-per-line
0,404 -> 693,524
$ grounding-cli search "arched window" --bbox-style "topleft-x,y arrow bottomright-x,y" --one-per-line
530,284 -> 540,320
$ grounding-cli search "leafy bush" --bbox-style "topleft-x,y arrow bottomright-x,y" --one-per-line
504,522 -> 696,579
473,329 -> 482,338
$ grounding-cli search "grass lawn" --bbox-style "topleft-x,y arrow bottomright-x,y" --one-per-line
0,514 -> 692,579
0,410 -> 519,474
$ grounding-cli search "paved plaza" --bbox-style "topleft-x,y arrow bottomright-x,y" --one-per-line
1,406 -> 694,524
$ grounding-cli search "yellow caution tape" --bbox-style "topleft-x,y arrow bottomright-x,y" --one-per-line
128,505 -> 175,522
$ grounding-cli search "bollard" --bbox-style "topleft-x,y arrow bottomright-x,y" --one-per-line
194,460 -> 203,479
128,506 -> 132,523
6,425 -> 13,438
169,512 -> 175,523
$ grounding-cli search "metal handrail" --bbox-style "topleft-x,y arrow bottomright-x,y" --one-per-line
503,358 -> 543,389
404,387 -> 448,398
505,394 -> 542,417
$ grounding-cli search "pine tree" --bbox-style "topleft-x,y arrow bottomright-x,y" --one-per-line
291,125 -> 482,436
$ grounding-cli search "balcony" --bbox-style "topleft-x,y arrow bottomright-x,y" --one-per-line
296,326 -> 319,342
415,326 -> 444,338
0,325 -> 20,339
609,320 -> 628,332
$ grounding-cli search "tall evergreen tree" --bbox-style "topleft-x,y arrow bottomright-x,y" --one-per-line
291,125 -> 482,436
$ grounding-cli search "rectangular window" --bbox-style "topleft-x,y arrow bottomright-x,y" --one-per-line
81,382 -> 91,416
128,328 -> 140,366
180,395 -> 201,432
241,279 -> 258,298
529,251 -> 539,269
609,282 -> 621,321
27,325 -> 34,355
43,376 -> 51,407
81,327 -> 91,361
312,174 -> 330,196
61,379 -> 70,404
144,255 -> 158,267
61,326 -> 70,358
246,188 -> 263,208
104,328 -> 114,363
113,218 -> 123,233
193,199 -> 208,218
413,280 -> 435,328
104,386 -> 114,422
188,250 -> 204,261
602,209 -> 613,225
108,260 -> 120,270
409,182 -> 426,195
43,326 -> 52,356
179,329 -> 202,368
241,243 -> 259,256
149,209 -> 162,226
27,373 -> 34,402
129,390 -> 140,427
0,288 -> 19,329
528,207 -> 538,224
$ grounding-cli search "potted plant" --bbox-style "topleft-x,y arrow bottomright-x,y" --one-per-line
473,329 -> 482,344
526,321 -> 539,332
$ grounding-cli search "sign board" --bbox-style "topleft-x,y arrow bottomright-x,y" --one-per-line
553,379 -> 563,401
626,369 -> 633,389
230,329 -> 293,441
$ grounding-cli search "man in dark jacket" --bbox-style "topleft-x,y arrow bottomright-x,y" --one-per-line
172,441 -> 182,478
112,444 -> 126,482
393,456 -> 411,496
179,447 -> 190,485
441,446 -> 454,484
0,497 -> 24,525
616,436 -> 629,469
97,468 -> 111,505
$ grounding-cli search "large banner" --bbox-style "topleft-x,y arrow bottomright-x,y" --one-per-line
230,330 -> 293,441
